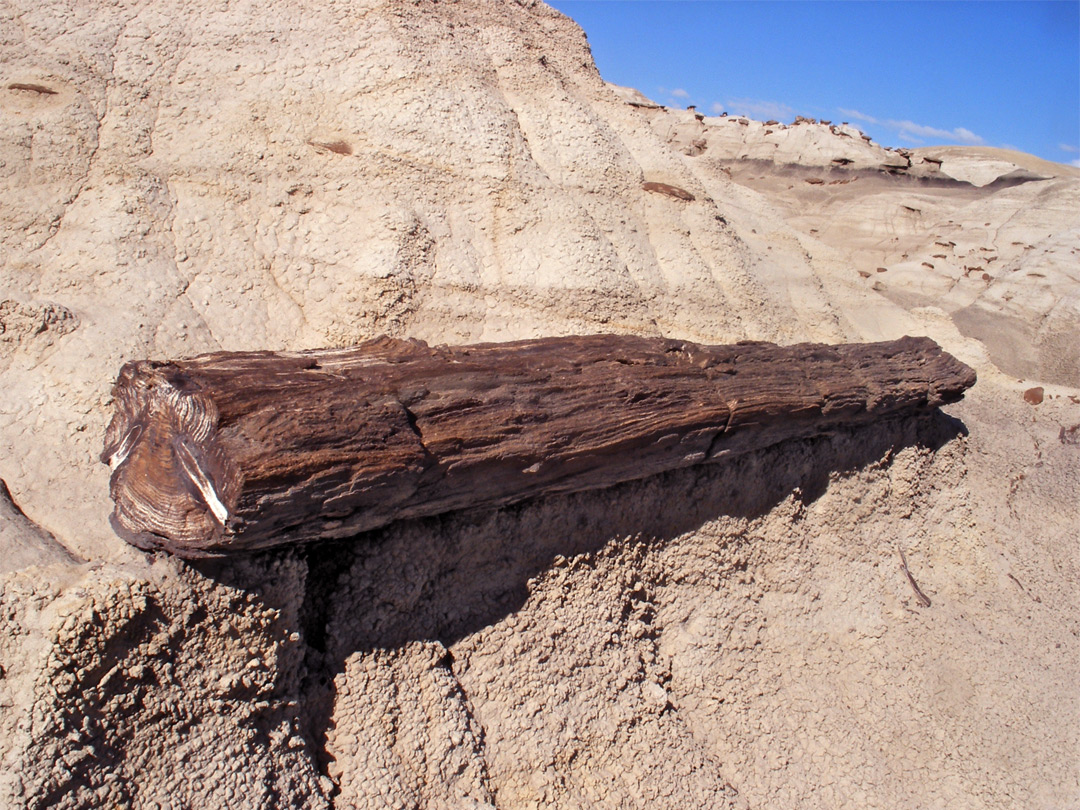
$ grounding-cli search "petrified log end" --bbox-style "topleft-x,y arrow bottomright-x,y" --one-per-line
102,360 -> 235,553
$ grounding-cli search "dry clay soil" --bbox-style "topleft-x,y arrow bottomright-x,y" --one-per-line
1,1 -> 1078,809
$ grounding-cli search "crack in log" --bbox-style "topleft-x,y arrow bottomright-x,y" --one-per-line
101,334 -> 975,558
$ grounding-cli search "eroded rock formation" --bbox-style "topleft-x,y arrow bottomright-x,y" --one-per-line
2,0 -> 1077,807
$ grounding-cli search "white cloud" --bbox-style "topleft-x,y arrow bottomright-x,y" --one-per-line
1060,143 -> 1079,153
950,127 -> 982,145
724,98 -> 795,121
892,121 -> 982,144
1072,158 -> 1080,168
838,108 -> 877,124
837,107 -> 983,146
709,102 -> 725,115
670,88 -> 690,99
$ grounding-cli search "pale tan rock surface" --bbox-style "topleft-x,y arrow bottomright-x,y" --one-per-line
1,1 -> 1077,808
0,479 -> 81,574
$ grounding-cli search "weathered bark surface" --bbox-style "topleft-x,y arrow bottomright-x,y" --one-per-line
101,334 -> 975,557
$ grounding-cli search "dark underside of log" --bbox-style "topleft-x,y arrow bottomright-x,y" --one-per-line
101,334 -> 976,558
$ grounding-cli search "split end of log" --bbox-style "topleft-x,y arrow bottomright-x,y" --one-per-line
101,334 -> 975,558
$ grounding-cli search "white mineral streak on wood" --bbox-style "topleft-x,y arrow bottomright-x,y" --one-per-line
174,436 -> 230,527
107,425 -> 142,470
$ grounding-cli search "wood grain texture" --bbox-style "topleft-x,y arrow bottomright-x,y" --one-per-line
101,334 -> 976,557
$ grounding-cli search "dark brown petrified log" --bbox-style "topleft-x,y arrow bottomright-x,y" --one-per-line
101,334 -> 975,558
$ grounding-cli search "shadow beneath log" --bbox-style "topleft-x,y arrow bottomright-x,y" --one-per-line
191,409 -> 966,783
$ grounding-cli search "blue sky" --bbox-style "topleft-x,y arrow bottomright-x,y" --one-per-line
546,1 -> 1080,165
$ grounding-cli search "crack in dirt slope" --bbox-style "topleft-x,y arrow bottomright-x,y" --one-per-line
1,1 -> 1078,808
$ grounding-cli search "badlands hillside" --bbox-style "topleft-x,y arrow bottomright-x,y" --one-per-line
1,1 -> 1078,808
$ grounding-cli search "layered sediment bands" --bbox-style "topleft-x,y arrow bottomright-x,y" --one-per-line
102,335 -> 975,557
